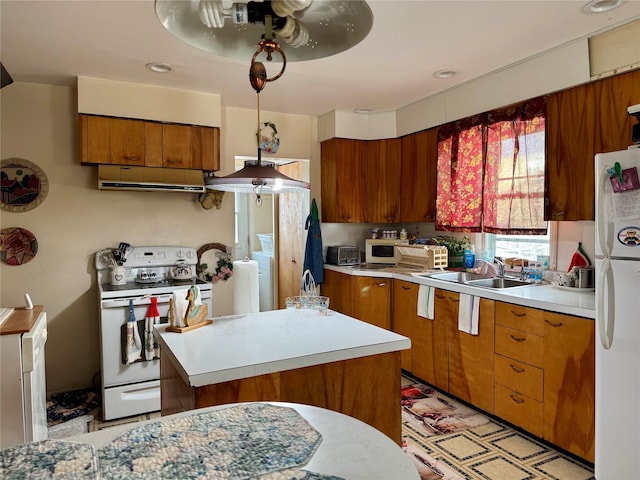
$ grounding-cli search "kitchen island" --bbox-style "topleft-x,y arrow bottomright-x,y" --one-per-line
156,308 -> 411,443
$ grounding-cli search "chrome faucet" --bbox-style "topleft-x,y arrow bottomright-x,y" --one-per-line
494,257 -> 505,278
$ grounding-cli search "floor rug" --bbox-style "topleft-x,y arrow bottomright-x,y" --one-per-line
47,387 -> 101,427
402,383 -> 490,436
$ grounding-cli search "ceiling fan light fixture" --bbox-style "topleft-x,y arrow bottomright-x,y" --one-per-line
582,0 -> 622,13
155,0 -> 374,62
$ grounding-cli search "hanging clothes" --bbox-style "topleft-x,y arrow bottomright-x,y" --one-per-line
125,300 -> 142,365
303,198 -> 324,285
144,297 -> 160,361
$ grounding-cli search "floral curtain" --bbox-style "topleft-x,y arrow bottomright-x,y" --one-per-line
483,98 -> 547,234
435,97 -> 547,235
435,115 -> 485,232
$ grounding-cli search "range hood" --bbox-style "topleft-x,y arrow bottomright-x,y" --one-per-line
98,165 -> 205,193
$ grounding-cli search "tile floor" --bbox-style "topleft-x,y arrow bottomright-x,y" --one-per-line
401,375 -> 595,480
84,376 -> 595,480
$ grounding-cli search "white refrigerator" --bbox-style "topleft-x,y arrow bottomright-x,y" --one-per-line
594,147 -> 640,479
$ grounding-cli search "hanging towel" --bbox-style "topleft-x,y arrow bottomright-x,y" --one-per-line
172,287 -> 201,327
125,300 -> 142,364
303,198 -> 324,285
458,294 -> 480,335
417,285 -> 435,320
144,297 -> 160,360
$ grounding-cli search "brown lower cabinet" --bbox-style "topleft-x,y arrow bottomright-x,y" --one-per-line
327,271 -> 595,462
322,269 -> 391,329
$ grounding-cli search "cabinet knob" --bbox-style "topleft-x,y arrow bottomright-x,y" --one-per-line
401,285 -> 410,290
376,282 -> 387,287
291,259 -> 296,263
510,334 -> 526,343
510,310 -> 526,318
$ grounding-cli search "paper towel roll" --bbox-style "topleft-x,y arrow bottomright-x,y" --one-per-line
233,259 -> 260,314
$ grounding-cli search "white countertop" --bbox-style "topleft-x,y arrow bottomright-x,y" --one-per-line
325,264 -> 595,319
156,308 -> 411,388
68,402 -> 419,480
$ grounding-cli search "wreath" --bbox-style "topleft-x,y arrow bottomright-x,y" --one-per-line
196,243 -> 234,284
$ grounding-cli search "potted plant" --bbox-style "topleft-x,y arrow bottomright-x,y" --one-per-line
436,236 -> 470,268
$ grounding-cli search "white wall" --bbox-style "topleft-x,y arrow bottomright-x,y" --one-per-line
0,83 -> 318,394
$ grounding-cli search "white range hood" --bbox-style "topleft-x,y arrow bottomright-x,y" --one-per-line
98,165 -> 205,193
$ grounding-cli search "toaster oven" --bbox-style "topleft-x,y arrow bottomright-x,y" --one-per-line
326,246 -> 360,266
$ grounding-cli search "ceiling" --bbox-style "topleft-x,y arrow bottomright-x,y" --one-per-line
2,1 -> 640,118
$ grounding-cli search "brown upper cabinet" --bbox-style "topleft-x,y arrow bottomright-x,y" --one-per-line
320,138 -> 366,223
321,134 -> 436,223
399,128 -> 438,222
365,138 -> 401,223
546,69 -> 640,221
80,114 -> 220,171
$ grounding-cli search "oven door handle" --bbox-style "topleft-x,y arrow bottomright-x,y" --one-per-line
101,294 -> 173,309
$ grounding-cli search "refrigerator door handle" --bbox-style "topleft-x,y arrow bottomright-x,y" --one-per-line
596,166 -> 611,257
597,258 -> 614,350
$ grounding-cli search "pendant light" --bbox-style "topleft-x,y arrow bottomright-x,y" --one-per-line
205,14 -> 309,206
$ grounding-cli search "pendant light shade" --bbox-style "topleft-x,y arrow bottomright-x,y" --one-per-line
205,158 -> 309,194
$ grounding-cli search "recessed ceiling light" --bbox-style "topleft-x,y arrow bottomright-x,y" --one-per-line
433,69 -> 458,79
354,108 -> 372,114
582,0 -> 622,14
146,62 -> 173,73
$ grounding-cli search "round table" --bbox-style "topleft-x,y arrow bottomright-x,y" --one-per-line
69,401 -> 419,480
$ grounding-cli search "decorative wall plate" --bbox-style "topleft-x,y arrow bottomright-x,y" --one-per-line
0,227 -> 38,265
257,122 -> 280,154
1,158 -> 49,212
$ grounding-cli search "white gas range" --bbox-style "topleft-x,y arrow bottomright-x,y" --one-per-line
95,246 -> 213,420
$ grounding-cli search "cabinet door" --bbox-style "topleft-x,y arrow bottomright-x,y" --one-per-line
392,280 -> 417,372
546,69 -> 640,221
352,276 -> 391,330
428,289 -> 456,392
546,83 -> 597,221
162,124 -> 218,170
82,115 -> 146,166
595,69 -> 640,154
448,298 -> 495,413
365,138 -> 401,223
320,139 -> 366,223
543,312 -> 595,462
321,269 -> 353,317
399,129 -> 438,222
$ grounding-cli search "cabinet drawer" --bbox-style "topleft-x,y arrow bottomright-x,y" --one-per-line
494,354 -> 543,401
494,383 -> 543,437
495,302 -> 544,336
495,325 -> 543,367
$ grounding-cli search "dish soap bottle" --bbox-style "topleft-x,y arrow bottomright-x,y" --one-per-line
463,243 -> 476,272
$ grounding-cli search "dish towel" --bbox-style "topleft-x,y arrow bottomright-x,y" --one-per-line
458,294 -> 480,335
417,285 -> 435,320
125,300 -> 142,364
144,297 -> 160,361
172,287 -> 201,327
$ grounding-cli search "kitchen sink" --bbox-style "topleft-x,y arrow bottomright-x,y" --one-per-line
423,271 -> 488,283
467,278 -> 533,289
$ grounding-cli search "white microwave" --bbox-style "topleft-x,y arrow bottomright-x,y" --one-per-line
365,239 -> 401,264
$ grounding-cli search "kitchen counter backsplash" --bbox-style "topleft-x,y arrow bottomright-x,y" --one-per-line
324,264 -> 595,319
